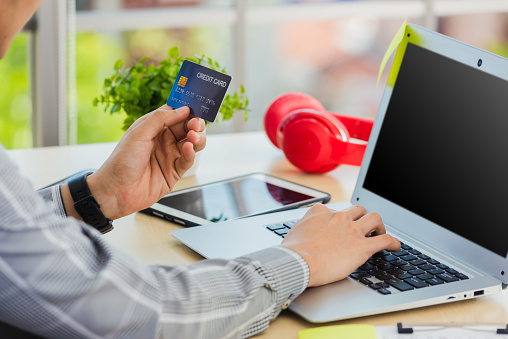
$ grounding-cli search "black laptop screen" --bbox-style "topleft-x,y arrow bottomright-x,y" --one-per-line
363,43 -> 508,258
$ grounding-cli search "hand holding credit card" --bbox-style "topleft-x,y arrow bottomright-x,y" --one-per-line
167,60 -> 232,122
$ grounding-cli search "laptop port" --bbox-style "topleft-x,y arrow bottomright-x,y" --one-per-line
152,211 -> 164,218
474,290 -> 484,296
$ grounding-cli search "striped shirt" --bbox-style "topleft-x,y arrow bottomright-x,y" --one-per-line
0,145 -> 309,338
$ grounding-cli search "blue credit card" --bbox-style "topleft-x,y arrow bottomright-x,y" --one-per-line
166,60 -> 232,122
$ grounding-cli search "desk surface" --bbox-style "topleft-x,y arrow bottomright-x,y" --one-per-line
7,131 -> 508,338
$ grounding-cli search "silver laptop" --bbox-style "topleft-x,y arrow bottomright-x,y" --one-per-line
172,24 -> 508,323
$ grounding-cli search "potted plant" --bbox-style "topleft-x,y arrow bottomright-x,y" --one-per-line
93,46 -> 249,131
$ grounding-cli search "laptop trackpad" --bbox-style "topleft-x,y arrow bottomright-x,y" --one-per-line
291,277 -> 385,322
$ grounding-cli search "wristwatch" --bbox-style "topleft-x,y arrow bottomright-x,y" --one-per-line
67,172 -> 113,234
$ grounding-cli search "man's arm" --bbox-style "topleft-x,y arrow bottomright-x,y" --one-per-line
1,147 -> 308,338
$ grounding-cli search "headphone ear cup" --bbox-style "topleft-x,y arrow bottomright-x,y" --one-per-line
264,92 -> 326,148
278,110 -> 348,173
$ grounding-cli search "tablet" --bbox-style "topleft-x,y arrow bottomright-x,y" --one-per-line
141,173 -> 331,226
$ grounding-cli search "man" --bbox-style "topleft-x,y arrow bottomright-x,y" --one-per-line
0,1 -> 400,338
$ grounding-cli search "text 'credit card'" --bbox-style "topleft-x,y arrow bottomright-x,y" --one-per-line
167,60 -> 232,122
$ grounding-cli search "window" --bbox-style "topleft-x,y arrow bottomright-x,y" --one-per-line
4,0 -> 508,149
0,33 -> 32,149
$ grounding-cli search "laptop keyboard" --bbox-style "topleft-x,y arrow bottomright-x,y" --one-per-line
266,221 -> 469,295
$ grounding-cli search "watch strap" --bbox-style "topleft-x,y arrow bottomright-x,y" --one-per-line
67,172 -> 113,234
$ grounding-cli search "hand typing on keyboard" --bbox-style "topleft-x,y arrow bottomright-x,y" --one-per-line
280,204 -> 401,287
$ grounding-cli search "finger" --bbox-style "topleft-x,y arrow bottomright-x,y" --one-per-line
341,204 -> 367,221
131,106 -> 190,141
357,212 -> 387,236
186,117 -> 206,133
174,141 -> 196,177
367,233 -> 401,253
185,130 -> 206,152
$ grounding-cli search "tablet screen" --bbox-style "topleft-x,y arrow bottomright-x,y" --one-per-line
158,176 -> 314,222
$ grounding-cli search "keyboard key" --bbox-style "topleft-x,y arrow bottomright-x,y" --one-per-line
401,243 -> 412,250
376,273 -> 393,281
274,229 -> 288,236
266,224 -> 285,231
283,221 -> 296,228
427,259 -> 440,265
409,259 -> 427,266
408,249 -> 421,255
382,254 -> 399,262
404,277 -> 429,288
360,277 -> 374,285
436,264 -> 449,269
436,272 -> 459,282
427,268 -> 444,275
392,250 -> 408,257
394,272 -> 413,280
426,277 -> 445,285
408,268 -> 425,275
400,264 -> 416,271
366,268 -> 385,276
385,278 -> 414,291
401,254 -> 417,261
418,254 -> 431,260
418,263 -> 434,271
360,262 -> 375,270
455,273 -> 469,280
373,250 -> 391,257
372,282 -> 390,289
386,268 -> 404,275
417,273 -> 434,280
350,272 -> 371,280
446,268 -> 459,274
391,260 -> 407,266
378,263 -> 395,271
378,288 -> 392,295
369,258 -> 385,266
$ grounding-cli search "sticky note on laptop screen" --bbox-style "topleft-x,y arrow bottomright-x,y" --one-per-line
167,60 -> 232,122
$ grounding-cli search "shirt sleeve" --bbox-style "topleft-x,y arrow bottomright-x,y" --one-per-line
37,185 -> 67,217
0,146 -> 309,339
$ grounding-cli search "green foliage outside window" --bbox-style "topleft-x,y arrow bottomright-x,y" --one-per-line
0,34 -> 32,149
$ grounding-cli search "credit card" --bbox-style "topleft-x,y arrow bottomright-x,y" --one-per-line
166,60 -> 232,122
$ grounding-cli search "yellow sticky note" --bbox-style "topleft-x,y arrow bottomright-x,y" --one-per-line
377,18 -> 407,86
299,324 -> 376,339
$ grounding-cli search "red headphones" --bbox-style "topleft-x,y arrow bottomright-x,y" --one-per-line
264,92 -> 374,173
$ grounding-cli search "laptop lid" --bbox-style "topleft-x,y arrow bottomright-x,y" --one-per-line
353,24 -> 508,284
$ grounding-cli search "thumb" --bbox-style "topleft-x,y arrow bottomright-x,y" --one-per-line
131,106 -> 190,141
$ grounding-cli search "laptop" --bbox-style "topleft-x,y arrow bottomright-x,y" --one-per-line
172,24 -> 508,323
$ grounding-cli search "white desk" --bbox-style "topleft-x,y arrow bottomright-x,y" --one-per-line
7,131 -> 508,338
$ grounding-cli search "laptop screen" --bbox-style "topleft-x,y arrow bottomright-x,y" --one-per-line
363,42 -> 508,258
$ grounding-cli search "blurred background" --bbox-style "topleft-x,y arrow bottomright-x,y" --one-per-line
2,0 -> 508,149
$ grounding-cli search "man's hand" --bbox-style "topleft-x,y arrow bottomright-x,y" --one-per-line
281,204 -> 400,287
63,105 -> 206,221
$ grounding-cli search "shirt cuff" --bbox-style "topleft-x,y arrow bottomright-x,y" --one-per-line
240,246 -> 309,315
37,185 -> 67,218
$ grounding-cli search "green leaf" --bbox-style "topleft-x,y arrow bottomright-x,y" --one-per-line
149,81 -> 161,91
168,46 -> 180,58
114,59 -> 122,70
139,56 -> 148,63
